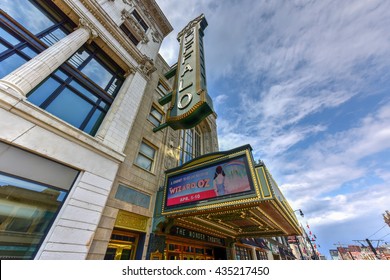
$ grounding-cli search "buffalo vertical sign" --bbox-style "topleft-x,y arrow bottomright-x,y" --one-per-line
155,14 -> 214,131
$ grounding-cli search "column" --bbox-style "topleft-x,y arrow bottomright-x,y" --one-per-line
95,70 -> 147,152
0,19 -> 97,97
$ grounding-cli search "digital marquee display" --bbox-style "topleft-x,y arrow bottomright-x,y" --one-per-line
165,154 -> 254,208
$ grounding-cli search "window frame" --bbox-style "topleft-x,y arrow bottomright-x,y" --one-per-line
147,104 -> 164,127
134,141 -> 157,172
179,127 -> 202,166
1,1 -> 126,136
0,171 -> 70,260
131,9 -> 148,32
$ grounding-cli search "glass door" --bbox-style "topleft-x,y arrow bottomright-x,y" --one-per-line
104,229 -> 138,260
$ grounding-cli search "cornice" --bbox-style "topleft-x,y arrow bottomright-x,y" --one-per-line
133,0 -> 173,37
78,0 -> 144,63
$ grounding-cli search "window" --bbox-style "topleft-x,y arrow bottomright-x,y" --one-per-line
104,229 -> 140,260
0,0 -> 73,77
235,245 -> 253,260
1,0 -> 125,136
0,172 -> 68,259
135,141 -> 156,171
179,127 -> 202,165
256,249 -> 268,260
148,105 -> 163,127
131,10 -> 148,32
157,81 -> 169,96
120,24 -> 139,45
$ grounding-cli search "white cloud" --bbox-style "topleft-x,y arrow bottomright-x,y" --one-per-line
156,0 -> 390,254
214,94 -> 228,105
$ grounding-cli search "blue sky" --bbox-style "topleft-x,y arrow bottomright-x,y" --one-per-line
156,0 -> 390,259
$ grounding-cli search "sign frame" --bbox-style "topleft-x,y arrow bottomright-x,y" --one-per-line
161,145 -> 262,216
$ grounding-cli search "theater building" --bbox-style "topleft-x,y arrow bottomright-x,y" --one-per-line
1,0 -> 299,260
147,145 -> 301,260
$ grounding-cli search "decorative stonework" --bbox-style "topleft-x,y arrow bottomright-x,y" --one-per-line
121,9 -> 149,44
133,0 -> 172,37
78,17 -> 98,42
151,30 -> 161,43
177,14 -> 205,39
138,55 -> 156,77
122,0 -> 133,6
115,210 -> 149,232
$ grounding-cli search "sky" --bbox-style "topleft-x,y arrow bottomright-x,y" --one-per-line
155,0 -> 390,259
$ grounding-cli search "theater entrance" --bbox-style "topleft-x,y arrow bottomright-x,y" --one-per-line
164,238 -> 228,260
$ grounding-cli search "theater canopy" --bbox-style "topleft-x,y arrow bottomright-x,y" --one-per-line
159,145 -> 301,239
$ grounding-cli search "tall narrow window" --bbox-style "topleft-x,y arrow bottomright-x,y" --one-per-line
148,105 -> 163,127
120,24 -> 139,45
135,141 -> 156,172
131,10 -> 148,32
179,127 -> 202,165
156,80 -> 170,96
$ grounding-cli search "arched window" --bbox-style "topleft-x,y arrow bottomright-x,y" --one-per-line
179,127 -> 202,165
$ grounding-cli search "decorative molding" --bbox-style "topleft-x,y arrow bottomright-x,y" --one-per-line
115,210 -> 149,232
138,55 -> 156,77
133,0 -> 172,37
151,30 -> 161,43
177,14 -> 205,40
121,9 -> 149,44
78,17 -> 99,41
74,0 -> 142,66
122,0 -> 133,6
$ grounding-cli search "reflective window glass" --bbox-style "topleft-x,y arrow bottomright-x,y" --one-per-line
69,80 -> 98,102
148,106 -> 163,127
84,109 -> 105,135
68,49 -> 90,69
1,0 -> 124,136
135,142 -> 156,171
21,46 -> 38,59
46,88 -> 93,128
0,172 -> 67,260
135,154 -> 152,171
81,58 -> 114,90
0,43 -> 7,54
1,0 -> 56,35
140,143 -> 155,159
40,27 -> 67,46
27,77 -> 61,107
54,69 -> 69,81
0,53 -> 27,78
0,27 -> 20,45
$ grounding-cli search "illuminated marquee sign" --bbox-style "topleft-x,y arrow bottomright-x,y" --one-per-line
164,152 -> 255,210
156,14 -> 214,131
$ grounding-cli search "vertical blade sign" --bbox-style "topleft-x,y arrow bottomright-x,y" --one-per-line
166,14 -> 214,130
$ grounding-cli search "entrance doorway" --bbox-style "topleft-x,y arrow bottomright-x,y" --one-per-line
165,241 -> 225,260
104,229 -> 139,260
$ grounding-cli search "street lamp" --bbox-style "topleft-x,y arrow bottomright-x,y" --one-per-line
294,209 -> 304,217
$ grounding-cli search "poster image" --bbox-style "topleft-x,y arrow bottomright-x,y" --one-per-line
166,155 -> 253,207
